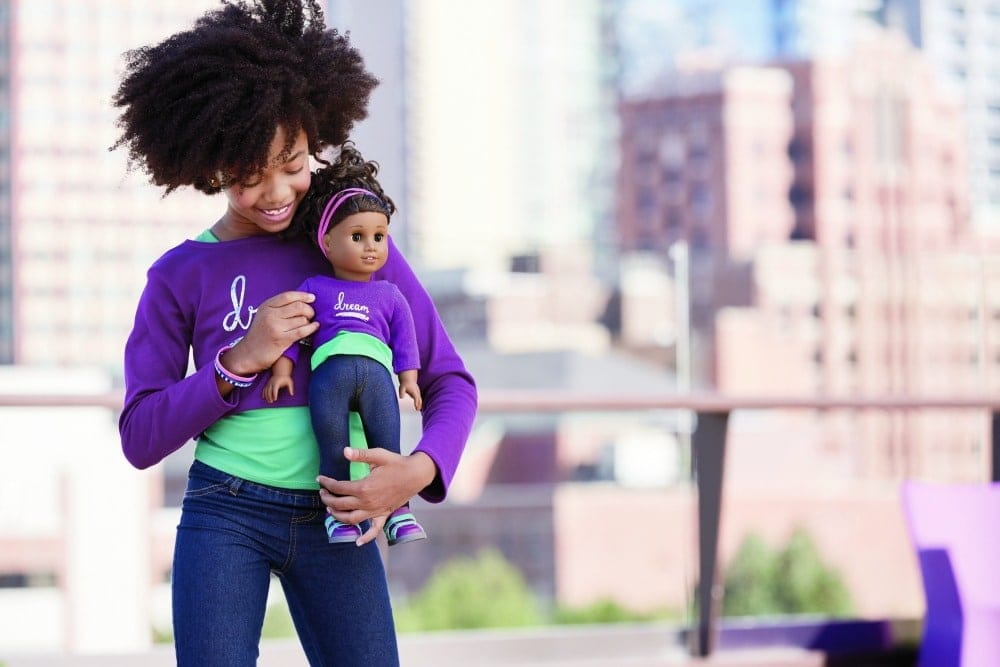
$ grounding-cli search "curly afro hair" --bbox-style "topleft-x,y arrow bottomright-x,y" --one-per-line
111,0 -> 378,195
289,142 -> 396,247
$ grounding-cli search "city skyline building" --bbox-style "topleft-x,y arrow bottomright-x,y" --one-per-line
617,0 -> 1000,237
1,1 -> 13,363
400,0 -> 618,273
618,66 -> 797,258
881,0 -> 1000,232
333,0 -> 620,277
618,28 -> 993,478
325,0 -> 412,257
3,0 -> 621,369
7,1 -> 219,368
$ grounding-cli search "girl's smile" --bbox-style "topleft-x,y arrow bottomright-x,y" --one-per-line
214,125 -> 312,240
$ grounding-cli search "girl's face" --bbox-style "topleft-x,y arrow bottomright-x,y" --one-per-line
322,211 -> 390,281
218,126 -> 312,238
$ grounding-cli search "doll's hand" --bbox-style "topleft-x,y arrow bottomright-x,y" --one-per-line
262,375 -> 294,403
397,369 -> 422,411
399,381 -> 422,411
219,291 -> 318,377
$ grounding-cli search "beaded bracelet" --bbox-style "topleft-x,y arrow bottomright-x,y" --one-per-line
214,340 -> 258,388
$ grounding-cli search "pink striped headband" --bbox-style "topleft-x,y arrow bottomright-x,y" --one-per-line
316,187 -> 382,256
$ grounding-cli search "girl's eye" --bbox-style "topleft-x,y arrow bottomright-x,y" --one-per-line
352,233 -> 362,242
375,233 -> 384,242
286,165 -> 304,175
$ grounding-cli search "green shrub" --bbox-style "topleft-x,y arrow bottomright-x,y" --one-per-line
262,600 -> 297,639
722,527 -> 853,618
394,549 -> 544,632
553,599 -> 671,625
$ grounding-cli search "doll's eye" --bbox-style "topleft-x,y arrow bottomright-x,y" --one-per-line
375,233 -> 385,242
352,233 -> 362,242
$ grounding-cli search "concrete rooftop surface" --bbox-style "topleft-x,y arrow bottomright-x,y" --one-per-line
1,622 -> 917,667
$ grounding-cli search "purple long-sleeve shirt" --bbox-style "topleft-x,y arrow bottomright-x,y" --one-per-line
119,233 -> 477,501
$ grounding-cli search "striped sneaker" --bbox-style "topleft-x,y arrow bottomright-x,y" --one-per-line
384,505 -> 427,546
325,515 -> 362,544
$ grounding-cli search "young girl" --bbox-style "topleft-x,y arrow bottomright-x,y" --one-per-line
114,1 -> 476,665
263,146 -> 428,547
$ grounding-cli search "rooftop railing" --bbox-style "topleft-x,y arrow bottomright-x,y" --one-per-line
4,389 -> 999,659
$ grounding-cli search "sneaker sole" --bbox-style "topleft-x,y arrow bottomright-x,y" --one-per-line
388,532 -> 427,547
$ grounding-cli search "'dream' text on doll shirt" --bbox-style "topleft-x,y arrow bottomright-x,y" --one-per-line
281,277 -> 420,376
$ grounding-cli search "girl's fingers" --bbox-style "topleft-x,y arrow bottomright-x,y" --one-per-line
264,290 -> 315,307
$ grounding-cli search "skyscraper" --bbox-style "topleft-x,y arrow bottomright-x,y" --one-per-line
882,0 -> 1000,231
619,28 -> 992,478
618,0 -> 1000,232
329,0 -> 619,274
7,1 -> 220,368
0,2 -> 13,364
324,0 -> 412,257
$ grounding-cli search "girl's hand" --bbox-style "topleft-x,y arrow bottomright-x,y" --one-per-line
219,291 -> 318,376
317,448 -> 436,546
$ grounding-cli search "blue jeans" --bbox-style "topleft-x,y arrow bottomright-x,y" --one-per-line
309,355 -> 401,481
172,460 -> 399,666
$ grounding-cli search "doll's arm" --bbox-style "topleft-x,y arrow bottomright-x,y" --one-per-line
398,368 -> 422,411
262,355 -> 295,403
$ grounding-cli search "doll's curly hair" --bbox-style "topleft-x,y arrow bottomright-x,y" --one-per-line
289,142 -> 396,246
111,0 -> 378,195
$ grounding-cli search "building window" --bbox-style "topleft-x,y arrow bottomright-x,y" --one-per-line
510,254 -> 541,274
790,183 -> 812,206
658,133 -> 685,167
875,92 -> 906,166
663,167 -> 682,185
691,183 -> 712,217
788,137 -> 808,162
637,187 -> 656,216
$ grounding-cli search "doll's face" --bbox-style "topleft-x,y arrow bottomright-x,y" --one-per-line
322,211 -> 390,281
219,126 -> 312,238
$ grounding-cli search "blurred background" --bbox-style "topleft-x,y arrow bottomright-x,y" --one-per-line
2,0 -> 1000,662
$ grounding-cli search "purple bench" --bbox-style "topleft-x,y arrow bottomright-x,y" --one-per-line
902,481 -> 1000,667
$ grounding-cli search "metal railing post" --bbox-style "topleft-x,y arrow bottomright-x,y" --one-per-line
691,410 -> 729,657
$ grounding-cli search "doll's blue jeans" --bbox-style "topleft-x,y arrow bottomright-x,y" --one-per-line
308,354 -> 401,480
172,460 -> 399,666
